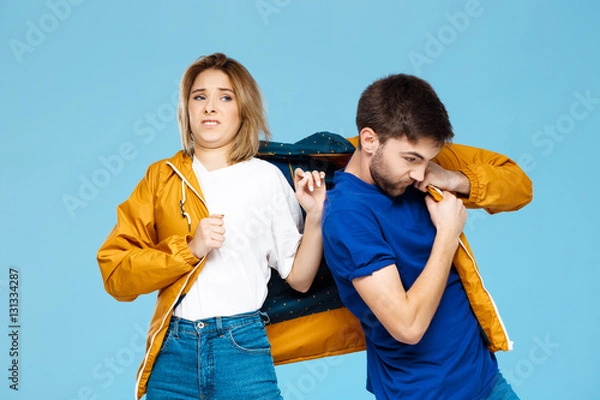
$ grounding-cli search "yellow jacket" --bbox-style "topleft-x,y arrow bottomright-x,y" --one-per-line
97,140 -> 532,399
98,151 -> 209,399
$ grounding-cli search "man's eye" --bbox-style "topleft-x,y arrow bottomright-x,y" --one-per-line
405,157 -> 416,163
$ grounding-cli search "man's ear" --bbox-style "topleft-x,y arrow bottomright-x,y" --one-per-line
359,128 -> 379,155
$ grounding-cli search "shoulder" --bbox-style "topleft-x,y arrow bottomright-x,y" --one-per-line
244,158 -> 292,188
144,151 -> 189,176
324,174 -> 381,228
326,173 -> 370,209
140,151 -> 190,193
245,158 -> 285,176
326,188 -> 364,212
148,150 -> 189,170
324,192 -> 368,230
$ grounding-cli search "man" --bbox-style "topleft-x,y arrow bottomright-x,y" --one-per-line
322,74 -> 532,399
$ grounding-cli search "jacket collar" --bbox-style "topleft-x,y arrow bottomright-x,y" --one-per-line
165,151 -> 204,198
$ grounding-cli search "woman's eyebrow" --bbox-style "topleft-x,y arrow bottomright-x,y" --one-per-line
190,87 -> 234,94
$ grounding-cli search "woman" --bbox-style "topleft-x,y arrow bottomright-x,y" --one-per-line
97,53 -> 326,399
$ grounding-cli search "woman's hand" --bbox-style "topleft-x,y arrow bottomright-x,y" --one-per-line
187,214 -> 225,259
293,168 -> 326,215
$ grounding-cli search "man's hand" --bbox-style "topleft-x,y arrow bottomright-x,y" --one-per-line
425,191 -> 467,240
414,161 -> 470,196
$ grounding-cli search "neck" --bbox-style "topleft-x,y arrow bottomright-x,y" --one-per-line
194,145 -> 231,171
345,149 -> 374,185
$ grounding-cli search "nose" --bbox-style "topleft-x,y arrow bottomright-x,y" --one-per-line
204,98 -> 216,114
409,165 -> 426,183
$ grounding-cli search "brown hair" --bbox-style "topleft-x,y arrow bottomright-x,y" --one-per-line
178,53 -> 270,163
356,74 -> 454,147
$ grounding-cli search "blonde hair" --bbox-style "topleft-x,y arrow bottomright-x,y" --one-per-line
178,53 -> 270,163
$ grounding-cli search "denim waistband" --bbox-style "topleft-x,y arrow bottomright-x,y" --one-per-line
168,310 -> 269,336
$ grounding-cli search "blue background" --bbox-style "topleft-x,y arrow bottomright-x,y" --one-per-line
1,1 -> 599,399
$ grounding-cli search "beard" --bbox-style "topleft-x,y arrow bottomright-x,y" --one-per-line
370,147 -> 412,197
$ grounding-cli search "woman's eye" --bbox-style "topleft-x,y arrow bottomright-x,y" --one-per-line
221,95 -> 232,101
193,95 -> 206,101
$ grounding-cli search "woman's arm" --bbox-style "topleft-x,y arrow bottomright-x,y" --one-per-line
285,169 -> 326,293
97,165 -> 201,302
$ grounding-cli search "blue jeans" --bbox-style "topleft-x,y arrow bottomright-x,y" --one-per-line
146,310 -> 282,400
486,371 -> 520,400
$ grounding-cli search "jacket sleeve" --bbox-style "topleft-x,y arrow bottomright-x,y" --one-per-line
96,164 -> 201,302
433,143 -> 533,214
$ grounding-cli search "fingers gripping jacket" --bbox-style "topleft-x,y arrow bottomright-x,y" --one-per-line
426,185 -> 513,352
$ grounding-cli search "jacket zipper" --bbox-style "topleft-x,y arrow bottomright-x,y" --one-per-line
135,161 -> 209,399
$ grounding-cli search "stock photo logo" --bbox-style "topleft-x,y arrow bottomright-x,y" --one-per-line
61,81 -> 180,218
408,0 -> 487,74
255,0 -> 292,26
281,358 -> 344,400
6,267 -> 21,391
519,89 -> 599,172
62,323 -> 147,400
504,335 -> 560,387
8,0 -> 87,64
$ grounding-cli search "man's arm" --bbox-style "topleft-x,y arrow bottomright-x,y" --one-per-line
352,191 -> 466,344
415,143 -> 533,214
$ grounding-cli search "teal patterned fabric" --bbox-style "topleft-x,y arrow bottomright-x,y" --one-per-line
258,131 -> 354,189
258,132 -> 354,324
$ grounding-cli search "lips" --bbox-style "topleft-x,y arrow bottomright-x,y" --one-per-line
201,119 -> 220,126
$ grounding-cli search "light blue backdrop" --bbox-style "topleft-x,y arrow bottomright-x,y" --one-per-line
1,1 -> 599,399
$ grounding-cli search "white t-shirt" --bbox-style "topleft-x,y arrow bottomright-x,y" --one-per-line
173,156 -> 304,320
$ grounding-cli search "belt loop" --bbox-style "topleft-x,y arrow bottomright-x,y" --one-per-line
173,317 -> 180,339
259,311 -> 270,325
216,316 -> 223,333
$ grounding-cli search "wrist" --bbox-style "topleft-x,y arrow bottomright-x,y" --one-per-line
451,171 -> 471,196
305,209 -> 323,221
434,230 -> 461,248
187,239 -> 206,260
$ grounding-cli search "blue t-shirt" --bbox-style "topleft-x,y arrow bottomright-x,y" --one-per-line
322,171 -> 498,400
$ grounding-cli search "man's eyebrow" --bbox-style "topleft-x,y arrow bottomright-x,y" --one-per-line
401,151 -> 425,160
